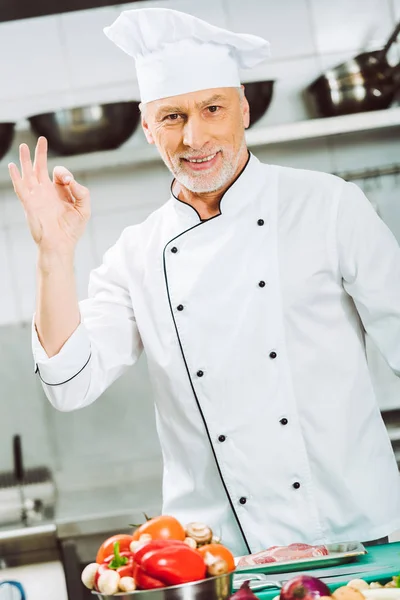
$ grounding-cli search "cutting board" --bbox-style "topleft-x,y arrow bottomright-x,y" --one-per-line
256,542 -> 400,599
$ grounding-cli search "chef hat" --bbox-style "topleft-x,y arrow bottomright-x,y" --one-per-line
103,8 -> 270,104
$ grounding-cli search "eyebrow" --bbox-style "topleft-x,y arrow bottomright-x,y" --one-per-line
155,94 -> 227,119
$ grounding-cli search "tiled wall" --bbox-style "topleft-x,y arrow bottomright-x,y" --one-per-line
0,0 -> 399,490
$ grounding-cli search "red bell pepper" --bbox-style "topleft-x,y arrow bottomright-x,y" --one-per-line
133,563 -> 166,589
134,539 -> 207,587
94,541 -> 135,591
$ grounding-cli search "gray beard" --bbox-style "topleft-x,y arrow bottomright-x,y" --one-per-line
165,137 -> 247,194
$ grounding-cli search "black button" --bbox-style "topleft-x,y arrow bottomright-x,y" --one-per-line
239,497 -> 247,505
218,435 -> 226,442
197,370 -> 204,377
259,281 -> 266,288
171,247 -> 178,253
293,482 -> 301,490
280,418 -> 288,425
177,305 -> 184,311
257,219 -> 264,226
269,351 -> 277,359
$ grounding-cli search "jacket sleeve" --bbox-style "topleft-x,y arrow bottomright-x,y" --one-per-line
32,228 -> 143,411
337,181 -> 400,376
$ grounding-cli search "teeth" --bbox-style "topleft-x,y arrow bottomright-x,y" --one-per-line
187,153 -> 216,163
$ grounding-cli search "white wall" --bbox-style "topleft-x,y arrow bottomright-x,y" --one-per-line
0,0 -> 399,491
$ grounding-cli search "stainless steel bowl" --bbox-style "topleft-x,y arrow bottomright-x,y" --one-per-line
0,123 -> 15,161
92,572 -> 233,600
28,101 -> 140,156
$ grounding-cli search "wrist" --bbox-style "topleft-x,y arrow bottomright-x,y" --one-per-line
37,248 -> 75,274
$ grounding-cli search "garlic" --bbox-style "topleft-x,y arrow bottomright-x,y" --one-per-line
185,522 -> 213,545
119,576 -> 136,592
347,579 -> 370,591
98,570 -> 120,595
139,533 -> 152,543
369,582 -> 383,589
81,562 -> 99,590
184,536 -> 198,549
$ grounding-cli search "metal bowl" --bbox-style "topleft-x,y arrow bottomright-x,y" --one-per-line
243,80 -> 275,127
28,101 -> 140,156
92,572 -> 233,600
0,123 -> 15,161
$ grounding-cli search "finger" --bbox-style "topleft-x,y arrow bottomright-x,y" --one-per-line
8,162 -> 25,200
19,143 -> 36,186
53,166 -> 74,186
69,179 -> 89,205
33,137 -> 50,183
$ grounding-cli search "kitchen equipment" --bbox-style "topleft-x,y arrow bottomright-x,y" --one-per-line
93,572 -> 233,600
13,436 -> 26,525
255,542 -> 400,600
28,101 -> 140,156
306,21 -> 400,117
243,80 -> 275,127
233,564 -> 393,592
0,123 -> 15,162
235,541 -> 367,574
0,436 -> 56,527
0,581 -> 26,600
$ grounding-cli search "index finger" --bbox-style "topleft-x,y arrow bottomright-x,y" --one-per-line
33,136 -> 50,183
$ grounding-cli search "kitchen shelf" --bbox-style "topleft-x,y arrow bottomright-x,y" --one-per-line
1,106 -> 399,186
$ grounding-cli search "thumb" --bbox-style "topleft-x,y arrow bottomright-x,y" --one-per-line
68,178 -> 89,203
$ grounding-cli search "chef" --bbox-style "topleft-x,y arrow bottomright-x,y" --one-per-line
8,8 -> 400,558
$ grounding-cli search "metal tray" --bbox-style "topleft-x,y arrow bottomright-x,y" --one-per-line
234,542 -> 367,574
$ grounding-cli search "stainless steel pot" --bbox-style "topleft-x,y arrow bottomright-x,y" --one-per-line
0,123 -> 15,162
28,101 -> 140,156
92,572 -> 233,600
306,21 -> 400,117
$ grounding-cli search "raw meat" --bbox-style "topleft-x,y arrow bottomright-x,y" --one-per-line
237,543 -> 329,567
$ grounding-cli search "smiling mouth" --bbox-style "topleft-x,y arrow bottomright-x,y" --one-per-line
183,151 -> 219,164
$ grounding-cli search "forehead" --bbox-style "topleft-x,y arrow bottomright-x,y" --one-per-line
147,87 -> 237,116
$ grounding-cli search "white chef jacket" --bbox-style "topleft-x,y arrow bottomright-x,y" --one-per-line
32,153 -> 400,557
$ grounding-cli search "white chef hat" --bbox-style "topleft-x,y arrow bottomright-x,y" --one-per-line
103,8 -> 270,104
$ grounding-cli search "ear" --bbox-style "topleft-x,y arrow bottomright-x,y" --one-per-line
241,85 -> 250,129
141,115 -> 155,145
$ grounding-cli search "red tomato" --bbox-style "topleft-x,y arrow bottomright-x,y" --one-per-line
96,534 -> 134,564
132,515 -> 185,542
198,544 -> 236,572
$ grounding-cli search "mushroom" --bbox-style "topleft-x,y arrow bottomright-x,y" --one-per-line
184,536 -> 198,550
81,563 -> 99,590
119,577 -> 136,592
98,570 -> 120,595
347,580 -> 370,591
185,522 -> 213,546
203,551 -> 229,577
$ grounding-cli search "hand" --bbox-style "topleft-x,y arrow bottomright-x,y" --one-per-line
8,137 -> 91,254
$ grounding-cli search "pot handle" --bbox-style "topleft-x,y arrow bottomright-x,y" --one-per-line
376,20 -> 400,65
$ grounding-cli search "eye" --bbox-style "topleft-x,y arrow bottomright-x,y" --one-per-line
208,105 -> 220,113
164,114 -> 181,121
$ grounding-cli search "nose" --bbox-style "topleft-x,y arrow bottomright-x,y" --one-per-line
182,115 -> 210,150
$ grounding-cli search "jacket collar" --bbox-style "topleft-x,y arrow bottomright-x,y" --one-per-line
170,151 -> 263,222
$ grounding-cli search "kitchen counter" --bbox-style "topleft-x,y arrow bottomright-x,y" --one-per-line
256,542 -> 400,599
